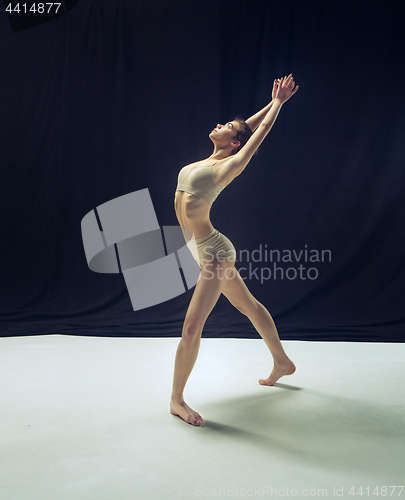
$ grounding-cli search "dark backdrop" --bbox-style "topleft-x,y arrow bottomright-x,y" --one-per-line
1,0 -> 404,341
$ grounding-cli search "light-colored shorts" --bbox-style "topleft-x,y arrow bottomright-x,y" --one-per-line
186,228 -> 236,266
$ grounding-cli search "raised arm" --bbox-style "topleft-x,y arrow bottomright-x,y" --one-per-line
223,74 -> 299,180
245,79 -> 280,131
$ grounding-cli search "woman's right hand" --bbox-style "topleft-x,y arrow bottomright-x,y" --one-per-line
275,74 -> 299,103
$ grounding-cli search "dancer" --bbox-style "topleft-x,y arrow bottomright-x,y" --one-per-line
171,74 -> 299,426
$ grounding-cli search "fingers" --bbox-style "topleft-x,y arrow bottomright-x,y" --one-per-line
279,74 -> 293,87
274,74 -> 299,101
282,74 -> 296,91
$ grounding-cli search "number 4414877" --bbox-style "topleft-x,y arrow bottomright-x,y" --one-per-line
349,486 -> 404,496
5,3 -> 62,14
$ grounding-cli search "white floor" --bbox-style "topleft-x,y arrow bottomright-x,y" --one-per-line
0,335 -> 404,500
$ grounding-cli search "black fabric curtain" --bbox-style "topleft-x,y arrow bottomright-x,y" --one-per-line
1,0 -> 404,341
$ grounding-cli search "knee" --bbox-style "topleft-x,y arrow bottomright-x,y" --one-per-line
182,320 -> 202,344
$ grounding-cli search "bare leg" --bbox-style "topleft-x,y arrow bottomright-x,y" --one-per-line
221,269 -> 295,386
170,259 -> 236,425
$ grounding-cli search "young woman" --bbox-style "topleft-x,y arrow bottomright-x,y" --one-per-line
171,74 -> 299,426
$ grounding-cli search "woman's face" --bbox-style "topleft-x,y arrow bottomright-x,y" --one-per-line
209,121 -> 240,148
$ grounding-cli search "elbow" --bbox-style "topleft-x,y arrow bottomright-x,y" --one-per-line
260,122 -> 272,132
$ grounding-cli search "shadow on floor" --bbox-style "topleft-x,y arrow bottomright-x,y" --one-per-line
196,387 -> 404,479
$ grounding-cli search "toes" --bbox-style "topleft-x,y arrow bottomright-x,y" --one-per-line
194,415 -> 203,426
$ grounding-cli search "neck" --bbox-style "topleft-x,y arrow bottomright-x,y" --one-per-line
209,145 -> 233,160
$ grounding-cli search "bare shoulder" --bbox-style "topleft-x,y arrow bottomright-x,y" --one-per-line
215,145 -> 257,182
212,157 -> 240,186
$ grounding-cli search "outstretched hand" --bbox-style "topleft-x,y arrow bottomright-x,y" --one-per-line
274,74 -> 299,103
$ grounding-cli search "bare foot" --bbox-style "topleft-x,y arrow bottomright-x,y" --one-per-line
259,359 -> 296,386
170,399 -> 204,426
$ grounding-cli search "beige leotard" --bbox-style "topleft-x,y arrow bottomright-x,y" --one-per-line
176,163 -> 224,206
